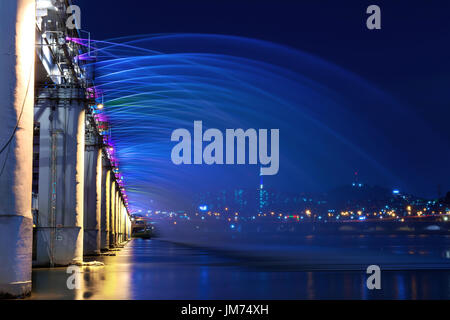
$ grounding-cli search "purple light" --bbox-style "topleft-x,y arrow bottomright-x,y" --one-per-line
66,37 -> 90,47
74,54 -> 96,62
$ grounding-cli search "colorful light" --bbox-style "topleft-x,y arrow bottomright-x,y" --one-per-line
88,33 -> 401,212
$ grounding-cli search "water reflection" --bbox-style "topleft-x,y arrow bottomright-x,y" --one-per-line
31,245 -> 133,300
30,238 -> 450,300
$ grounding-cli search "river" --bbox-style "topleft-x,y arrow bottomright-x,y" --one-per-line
29,235 -> 450,299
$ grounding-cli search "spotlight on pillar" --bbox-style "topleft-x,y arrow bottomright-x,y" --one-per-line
97,103 -> 104,110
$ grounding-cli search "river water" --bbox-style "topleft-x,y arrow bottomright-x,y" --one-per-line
29,235 -> 450,300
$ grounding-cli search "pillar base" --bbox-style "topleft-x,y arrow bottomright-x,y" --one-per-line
100,231 -> 110,251
34,226 -> 83,267
84,229 -> 101,256
0,215 -> 32,298
0,283 -> 32,299
109,233 -> 116,248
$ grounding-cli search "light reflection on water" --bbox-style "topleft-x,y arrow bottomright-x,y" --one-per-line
31,246 -> 133,300
29,237 -> 450,300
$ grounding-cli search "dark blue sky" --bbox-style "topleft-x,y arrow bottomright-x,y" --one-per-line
77,0 -> 450,202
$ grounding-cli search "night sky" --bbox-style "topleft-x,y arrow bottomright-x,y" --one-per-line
76,0 -> 450,209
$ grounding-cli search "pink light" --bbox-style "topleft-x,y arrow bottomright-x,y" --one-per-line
75,54 -> 97,62
66,37 -> 90,47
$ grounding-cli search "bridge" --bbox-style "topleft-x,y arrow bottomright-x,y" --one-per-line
2,0 -> 450,302
0,0 -> 131,298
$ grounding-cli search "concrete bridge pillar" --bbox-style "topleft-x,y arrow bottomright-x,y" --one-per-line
115,189 -> 120,245
100,165 -> 111,250
125,214 -> 128,241
125,210 -> 129,240
113,185 -> 117,246
127,215 -> 131,240
128,216 -> 131,240
117,201 -> 121,243
34,87 -> 86,267
123,205 -> 127,241
116,198 -> 120,244
122,208 -> 125,240
124,214 -> 128,241
116,199 -> 121,244
83,133 -> 102,255
0,0 -> 35,298
109,182 -> 116,248
129,215 -> 132,240
119,201 -> 124,243
125,216 -> 128,241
